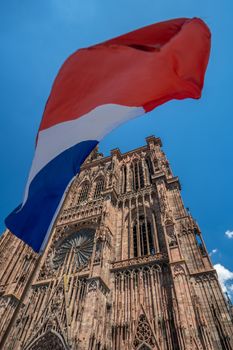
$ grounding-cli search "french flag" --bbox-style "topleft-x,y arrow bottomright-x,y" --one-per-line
5,18 -> 211,253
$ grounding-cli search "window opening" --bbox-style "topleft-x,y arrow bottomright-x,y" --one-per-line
133,216 -> 154,257
122,165 -> 127,193
195,229 -> 206,256
145,157 -> 154,183
133,161 -> 145,191
94,178 -> 104,199
77,182 -> 89,203
133,225 -> 138,257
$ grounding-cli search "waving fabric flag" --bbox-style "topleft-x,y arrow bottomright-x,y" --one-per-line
5,17 -> 211,253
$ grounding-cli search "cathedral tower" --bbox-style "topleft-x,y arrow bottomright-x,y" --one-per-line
0,136 -> 232,350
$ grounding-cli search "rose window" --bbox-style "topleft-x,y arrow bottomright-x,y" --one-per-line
53,229 -> 95,269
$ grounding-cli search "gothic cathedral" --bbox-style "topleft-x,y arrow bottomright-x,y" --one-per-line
0,136 -> 232,350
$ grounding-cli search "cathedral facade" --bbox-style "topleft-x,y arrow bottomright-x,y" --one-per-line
0,136 -> 232,350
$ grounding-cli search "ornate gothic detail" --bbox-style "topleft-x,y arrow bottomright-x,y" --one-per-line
137,344 -> 153,350
24,330 -> 69,350
133,314 -> 156,349
114,264 -> 162,286
87,278 -> 109,296
158,186 -> 167,215
165,222 -> 178,247
95,226 -> 112,246
193,271 -> 217,283
112,253 -> 167,270
88,280 -> 98,293
173,264 -> 186,277
52,229 -> 95,269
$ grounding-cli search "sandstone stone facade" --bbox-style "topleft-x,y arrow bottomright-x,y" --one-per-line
0,136 -> 232,349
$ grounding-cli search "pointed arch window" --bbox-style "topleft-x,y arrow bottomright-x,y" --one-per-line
132,161 -> 144,191
121,165 -> 127,193
77,182 -> 89,204
94,178 -> 104,199
133,216 -> 154,257
133,224 -> 138,257
194,228 -> 206,256
145,157 -> 154,179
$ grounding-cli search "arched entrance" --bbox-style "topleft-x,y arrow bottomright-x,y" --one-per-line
24,329 -> 69,350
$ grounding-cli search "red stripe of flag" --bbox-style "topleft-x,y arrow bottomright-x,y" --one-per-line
39,17 -> 210,132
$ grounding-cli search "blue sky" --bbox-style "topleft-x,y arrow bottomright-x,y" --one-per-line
1,1 -> 233,297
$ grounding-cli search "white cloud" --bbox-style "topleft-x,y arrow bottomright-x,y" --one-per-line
209,248 -> 218,256
214,263 -> 233,297
225,230 -> 233,239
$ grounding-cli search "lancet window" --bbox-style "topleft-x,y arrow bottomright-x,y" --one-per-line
194,228 -> 206,256
132,161 -> 145,191
145,157 -> 154,180
121,165 -> 127,193
77,182 -> 89,204
133,216 -> 154,257
94,178 -> 104,199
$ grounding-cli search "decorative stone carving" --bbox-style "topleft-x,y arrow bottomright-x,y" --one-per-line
87,278 -> 109,296
173,264 -> 185,277
24,330 -> 68,350
88,279 -> 98,293
165,223 -> 178,247
112,253 -> 167,271
93,240 -> 102,263
114,264 -> 162,283
52,229 -> 95,269
0,296 -> 9,318
137,344 -> 153,350
133,314 -> 156,349
194,271 -> 217,283
95,226 -> 112,247
158,187 -> 167,215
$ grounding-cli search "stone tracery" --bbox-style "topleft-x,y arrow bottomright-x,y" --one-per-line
133,314 -> 157,349
24,330 -> 68,350
52,228 -> 95,269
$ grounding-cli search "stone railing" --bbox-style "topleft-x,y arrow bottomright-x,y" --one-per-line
58,199 -> 103,225
118,185 -> 154,201
111,252 -> 168,271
